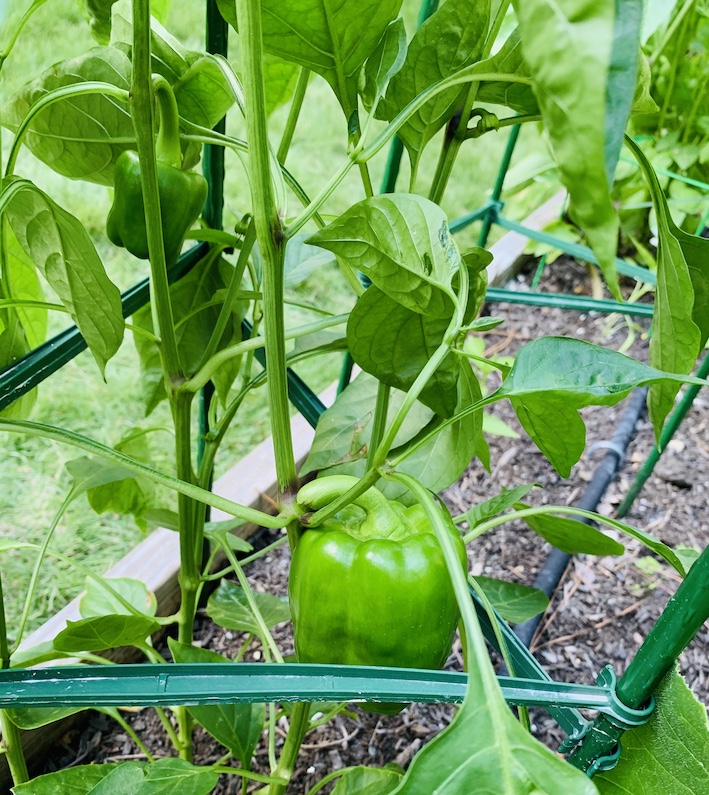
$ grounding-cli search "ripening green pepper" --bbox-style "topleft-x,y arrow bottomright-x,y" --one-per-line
107,151 -> 207,266
289,475 -> 467,713
107,76 -> 207,265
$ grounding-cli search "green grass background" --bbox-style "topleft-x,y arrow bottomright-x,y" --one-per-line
0,0 -> 550,643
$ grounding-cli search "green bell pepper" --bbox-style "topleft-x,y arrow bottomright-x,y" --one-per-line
107,75 -> 207,265
107,150 -> 207,265
289,475 -> 467,713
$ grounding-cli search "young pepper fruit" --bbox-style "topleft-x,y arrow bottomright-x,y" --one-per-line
107,76 -> 207,266
106,151 -> 207,266
289,475 -> 468,714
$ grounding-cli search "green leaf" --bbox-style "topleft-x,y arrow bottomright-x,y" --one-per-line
6,706 -> 84,731
5,47 -> 133,185
89,765 -> 145,795
482,413 -> 519,438
347,285 -> 459,417
83,0 -> 118,43
168,640 -> 265,766
206,580 -> 290,636
515,503 -> 624,557
10,640 -> 66,668
471,576 -> 549,624
596,669 -> 709,794
263,56 -> 300,115
308,194 -> 460,318
204,518 -> 253,552
12,764 -> 121,795
331,766 -> 403,795
464,484 -> 536,528
3,179 -> 124,375
137,759 -> 219,795
53,615 -> 160,652
217,0 -> 402,119
300,371 -> 435,476
5,222 -> 47,349
79,577 -> 157,619
173,55 -> 235,129
495,337 -> 705,475
134,253 -> 245,413
626,138 -> 708,436
512,0 -> 642,299
474,29 -> 538,115
360,18 -> 407,111
284,233 -> 336,287
511,398 -> 587,478
0,311 -> 35,421
377,0 -> 490,176
604,1 -> 643,179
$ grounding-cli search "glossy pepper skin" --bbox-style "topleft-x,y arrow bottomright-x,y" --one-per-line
106,150 -> 207,266
289,476 -> 468,713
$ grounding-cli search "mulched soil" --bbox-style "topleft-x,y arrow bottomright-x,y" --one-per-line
39,258 -> 709,792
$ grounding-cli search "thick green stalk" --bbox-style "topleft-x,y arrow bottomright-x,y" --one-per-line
367,382 -> 391,469
131,0 -> 181,383
237,0 -> 297,507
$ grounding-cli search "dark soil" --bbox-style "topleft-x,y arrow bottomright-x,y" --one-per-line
41,258 -> 709,792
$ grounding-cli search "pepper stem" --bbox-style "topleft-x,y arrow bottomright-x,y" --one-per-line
152,75 -> 182,168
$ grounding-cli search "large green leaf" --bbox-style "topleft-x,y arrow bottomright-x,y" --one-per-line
512,0 -> 642,299
6,705 -> 84,731
471,576 -> 549,624
206,580 -> 291,637
133,254 -> 245,414
3,179 -> 124,374
474,29 -> 538,115
308,194 -> 460,318
12,760 -> 218,795
12,764 -> 121,794
53,615 -> 160,652
626,138 -> 708,435
0,311 -> 36,420
79,576 -> 157,619
5,47 -> 134,185
377,0 -> 490,176
169,639 -> 265,766
4,223 -> 47,349
263,56 -> 300,115
495,337 -> 705,476
173,55 -> 236,129
596,669 -> 709,794
515,503 -> 624,556
216,0 -> 402,119
347,285 -> 459,417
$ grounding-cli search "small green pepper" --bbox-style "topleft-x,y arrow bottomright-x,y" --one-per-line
289,475 -> 467,714
107,151 -> 207,265
107,76 -> 207,265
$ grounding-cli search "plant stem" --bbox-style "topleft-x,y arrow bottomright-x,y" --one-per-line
277,68 -> 310,164
268,702 -> 310,795
131,0 -> 181,383
428,0 -> 512,203
367,382 -> 390,469
0,573 -> 28,784
237,0 -> 297,510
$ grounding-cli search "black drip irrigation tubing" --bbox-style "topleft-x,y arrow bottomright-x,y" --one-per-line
513,386 -> 650,649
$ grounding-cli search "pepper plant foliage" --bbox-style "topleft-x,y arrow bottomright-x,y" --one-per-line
0,0 -> 708,792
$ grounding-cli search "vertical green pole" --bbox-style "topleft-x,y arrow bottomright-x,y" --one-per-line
568,543 -> 709,774
197,0 -> 228,483
477,122 -> 521,248
617,350 -> 709,518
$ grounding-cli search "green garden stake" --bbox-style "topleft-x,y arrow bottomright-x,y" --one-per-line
567,543 -> 709,773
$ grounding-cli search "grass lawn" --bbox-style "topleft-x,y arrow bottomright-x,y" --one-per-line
0,0 -> 553,642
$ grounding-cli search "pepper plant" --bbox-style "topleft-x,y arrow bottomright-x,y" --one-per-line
0,0 -> 708,793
